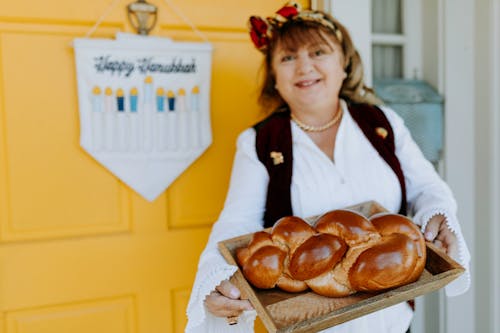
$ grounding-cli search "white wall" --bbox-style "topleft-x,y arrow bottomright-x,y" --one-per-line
474,3 -> 492,333
493,3 -> 500,331
475,1 -> 500,333
441,1 -> 476,332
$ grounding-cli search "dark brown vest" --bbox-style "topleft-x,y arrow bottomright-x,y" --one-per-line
254,103 -> 407,229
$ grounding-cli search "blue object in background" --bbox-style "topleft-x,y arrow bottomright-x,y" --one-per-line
374,79 -> 444,165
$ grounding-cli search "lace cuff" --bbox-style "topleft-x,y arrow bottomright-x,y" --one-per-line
186,262 -> 239,332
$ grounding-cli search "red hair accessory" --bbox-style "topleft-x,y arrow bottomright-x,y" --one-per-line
275,2 -> 301,21
248,1 -> 342,53
249,16 -> 272,51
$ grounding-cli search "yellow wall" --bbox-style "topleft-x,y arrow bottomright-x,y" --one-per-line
0,1 -> 308,332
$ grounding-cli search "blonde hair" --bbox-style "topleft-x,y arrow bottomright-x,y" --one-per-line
258,12 -> 381,113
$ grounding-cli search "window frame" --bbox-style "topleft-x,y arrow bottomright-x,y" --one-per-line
312,0 -> 423,82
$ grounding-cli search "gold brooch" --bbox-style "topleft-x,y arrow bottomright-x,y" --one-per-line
375,127 -> 388,139
270,151 -> 284,165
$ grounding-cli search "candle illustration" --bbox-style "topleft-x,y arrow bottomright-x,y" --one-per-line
143,76 -> 154,152
92,86 -> 103,112
156,87 -> 167,151
190,85 -> 200,112
117,88 -> 125,112
104,86 -> 114,151
129,87 -> 140,152
167,89 -> 177,150
190,85 -> 201,148
177,88 -> 187,112
177,88 -> 189,150
91,86 -> 104,151
167,89 -> 176,111
116,88 -> 127,151
144,75 -> 154,103
156,87 -> 165,112
130,87 -> 138,113
104,87 -> 114,112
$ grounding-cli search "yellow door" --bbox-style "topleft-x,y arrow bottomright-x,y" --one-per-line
0,1 -> 308,332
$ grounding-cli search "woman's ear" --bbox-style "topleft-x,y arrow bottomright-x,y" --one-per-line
344,55 -> 351,72
270,72 -> 278,90
344,61 -> 352,79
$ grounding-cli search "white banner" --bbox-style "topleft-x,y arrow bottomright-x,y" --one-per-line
74,34 -> 213,201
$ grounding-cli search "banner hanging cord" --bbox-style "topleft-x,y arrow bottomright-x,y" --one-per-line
161,0 -> 210,43
84,0 -> 123,38
82,0 -> 210,43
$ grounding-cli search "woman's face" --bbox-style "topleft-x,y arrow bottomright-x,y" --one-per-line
271,32 -> 345,112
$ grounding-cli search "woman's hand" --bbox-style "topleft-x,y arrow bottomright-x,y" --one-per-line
424,214 -> 458,259
204,280 -> 253,318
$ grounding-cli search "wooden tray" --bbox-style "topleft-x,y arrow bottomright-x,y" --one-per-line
218,201 -> 465,333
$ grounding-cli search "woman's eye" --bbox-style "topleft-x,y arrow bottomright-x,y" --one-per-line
313,49 -> 326,56
281,55 -> 294,62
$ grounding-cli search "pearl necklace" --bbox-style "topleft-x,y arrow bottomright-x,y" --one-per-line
291,108 -> 343,132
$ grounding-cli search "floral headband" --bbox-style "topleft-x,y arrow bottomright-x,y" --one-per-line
248,1 -> 343,53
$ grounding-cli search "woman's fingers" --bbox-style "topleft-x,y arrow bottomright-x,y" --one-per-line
205,280 -> 253,318
433,239 -> 444,250
436,224 -> 459,259
205,291 -> 253,317
424,215 -> 445,241
216,280 -> 241,299
446,236 -> 459,260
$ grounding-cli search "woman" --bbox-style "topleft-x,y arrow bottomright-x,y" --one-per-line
186,2 -> 470,332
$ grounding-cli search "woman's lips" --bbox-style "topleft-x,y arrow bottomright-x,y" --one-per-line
295,79 -> 321,88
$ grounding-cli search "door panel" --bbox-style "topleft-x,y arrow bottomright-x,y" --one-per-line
0,31 -> 131,242
0,1 -> 309,332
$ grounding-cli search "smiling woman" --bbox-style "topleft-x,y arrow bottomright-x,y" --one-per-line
185,2 -> 471,333
256,9 -> 381,113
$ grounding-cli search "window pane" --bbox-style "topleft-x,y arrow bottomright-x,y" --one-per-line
372,45 -> 403,79
372,0 -> 402,34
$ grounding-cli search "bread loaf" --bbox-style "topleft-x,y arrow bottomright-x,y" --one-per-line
235,210 -> 426,297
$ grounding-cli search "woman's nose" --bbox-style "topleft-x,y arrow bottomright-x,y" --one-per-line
296,55 -> 313,74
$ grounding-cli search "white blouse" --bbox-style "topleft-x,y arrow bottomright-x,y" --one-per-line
185,101 -> 471,333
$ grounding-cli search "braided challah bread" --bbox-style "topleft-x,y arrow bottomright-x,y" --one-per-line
235,210 -> 426,297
